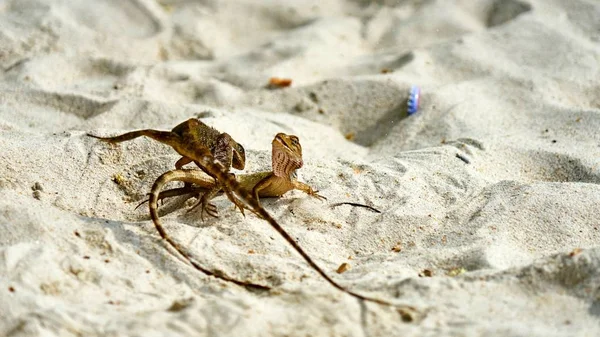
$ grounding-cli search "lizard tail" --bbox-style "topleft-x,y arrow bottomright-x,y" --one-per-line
195,154 -> 403,307
88,129 -> 177,144
149,169 -> 270,290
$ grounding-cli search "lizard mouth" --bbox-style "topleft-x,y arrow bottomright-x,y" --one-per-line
274,134 -> 291,150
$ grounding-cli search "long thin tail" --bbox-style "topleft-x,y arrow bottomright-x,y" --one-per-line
149,169 -> 270,290
88,130 -> 178,145
191,149 -> 401,307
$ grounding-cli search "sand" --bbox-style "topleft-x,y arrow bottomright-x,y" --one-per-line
1,0 -> 599,336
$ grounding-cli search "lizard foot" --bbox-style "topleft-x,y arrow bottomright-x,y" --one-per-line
231,198 -> 247,217
187,196 -> 219,221
309,189 -> 327,202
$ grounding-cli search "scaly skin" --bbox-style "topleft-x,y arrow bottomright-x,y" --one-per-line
150,133 -> 326,219
88,118 -> 247,214
92,121 -> 409,309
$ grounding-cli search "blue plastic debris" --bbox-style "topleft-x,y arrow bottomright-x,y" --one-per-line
407,85 -> 420,115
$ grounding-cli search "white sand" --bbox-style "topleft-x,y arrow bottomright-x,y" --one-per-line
1,0 -> 600,336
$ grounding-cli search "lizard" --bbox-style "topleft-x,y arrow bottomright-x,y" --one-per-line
144,132 -> 403,307
90,119 -> 409,309
145,133 -> 326,219
88,118 -> 247,215
144,133 -> 325,289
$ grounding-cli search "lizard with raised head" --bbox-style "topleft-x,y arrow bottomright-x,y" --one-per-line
145,132 -> 403,307
90,119 -> 410,309
144,133 -> 325,289
147,133 -> 326,219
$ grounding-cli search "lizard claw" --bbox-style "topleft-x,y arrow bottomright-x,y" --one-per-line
233,201 -> 246,217
201,203 -> 219,221
310,190 -> 327,202
188,195 -> 219,221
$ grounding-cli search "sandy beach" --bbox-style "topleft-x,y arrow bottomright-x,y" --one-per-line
1,0 -> 599,336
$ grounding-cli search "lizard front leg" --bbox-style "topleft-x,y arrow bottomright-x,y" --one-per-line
185,185 -> 222,220
175,155 -> 205,212
292,181 -> 327,201
250,174 -> 275,208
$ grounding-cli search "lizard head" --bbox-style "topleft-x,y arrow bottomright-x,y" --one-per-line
272,133 -> 303,177
232,142 -> 246,170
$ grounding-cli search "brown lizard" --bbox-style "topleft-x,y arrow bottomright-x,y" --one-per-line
91,119 -> 406,308
148,133 -> 326,219
142,134 -> 325,288
88,118 -> 247,214
145,132 -> 402,307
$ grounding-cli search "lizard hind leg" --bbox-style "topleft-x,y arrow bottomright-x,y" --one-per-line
193,160 -> 247,217
134,185 -> 204,210
187,197 -> 219,220
186,186 -> 221,221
